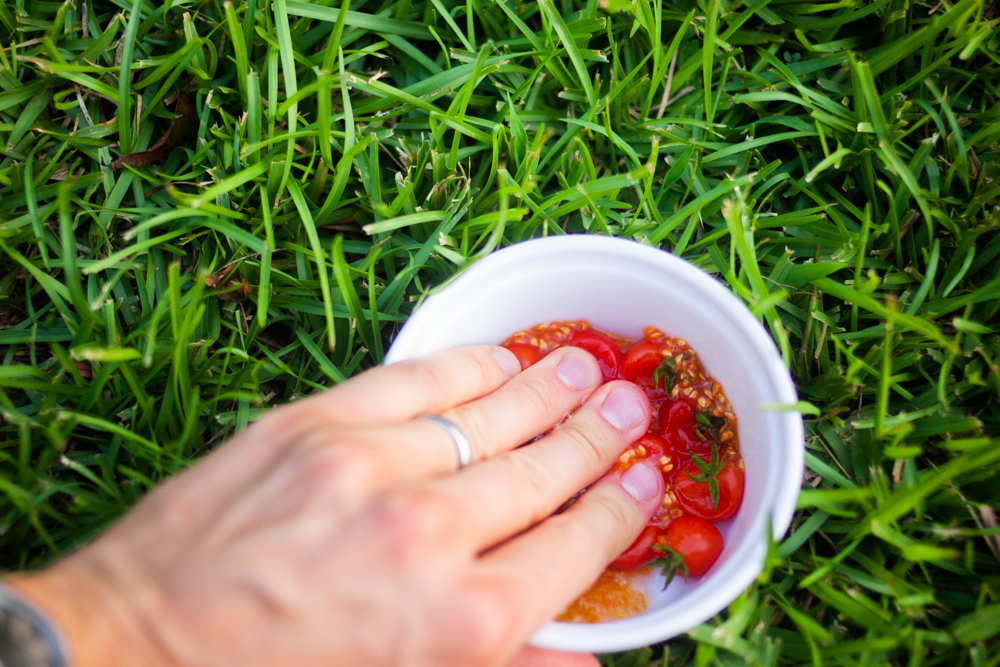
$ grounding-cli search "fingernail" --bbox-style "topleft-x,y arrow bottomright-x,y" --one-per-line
492,349 -> 521,378
557,352 -> 600,390
600,386 -> 646,430
620,462 -> 660,502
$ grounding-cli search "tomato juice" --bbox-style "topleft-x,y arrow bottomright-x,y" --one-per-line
502,320 -> 744,623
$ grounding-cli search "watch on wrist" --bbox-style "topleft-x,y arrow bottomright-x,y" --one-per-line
0,582 -> 68,667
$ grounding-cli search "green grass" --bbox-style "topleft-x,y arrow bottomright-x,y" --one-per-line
2,0 -> 1000,664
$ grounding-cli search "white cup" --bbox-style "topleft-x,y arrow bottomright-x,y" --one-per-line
385,235 -> 804,653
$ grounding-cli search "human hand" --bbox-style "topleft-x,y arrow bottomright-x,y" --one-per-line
8,345 -> 663,667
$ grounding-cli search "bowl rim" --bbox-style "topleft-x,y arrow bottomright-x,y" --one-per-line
386,236 -> 804,652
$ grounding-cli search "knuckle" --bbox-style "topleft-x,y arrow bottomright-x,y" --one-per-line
557,421 -> 616,470
399,358 -> 452,398
295,441 -> 375,498
374,488 -> 459,551
144,483 -> 200,525
462,347 -> 504,390
608,493 -> 638,530
597,489 -> 643,545
556,488 -> 641,562
550,512 -> 609,565
500,451 -> 556,513
257,401 -> 324,438
400,348 -> 499,411
556,511 -> 593,546
518,373 -> 569,420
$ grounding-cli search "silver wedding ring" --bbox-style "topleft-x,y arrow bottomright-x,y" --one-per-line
425,415 -> 473,470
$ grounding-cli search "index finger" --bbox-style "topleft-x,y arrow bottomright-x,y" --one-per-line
280,345 -> 522,428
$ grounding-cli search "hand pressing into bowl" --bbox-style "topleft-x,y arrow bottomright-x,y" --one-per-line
4,345 -> 664,667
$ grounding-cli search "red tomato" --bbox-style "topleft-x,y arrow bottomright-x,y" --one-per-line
622,340 -> 670,400
569,331 -> 622,381
503,343 -> 541,371
622,340 -> 662,383
658,397 -> 707,457
633,434 -> 669,462
662,516 -> 723,576
609,525 -> 662,571
659,397 -> 696,432
673,457 -> 745,522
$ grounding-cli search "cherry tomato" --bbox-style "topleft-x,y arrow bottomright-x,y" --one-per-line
632,434 -> 669,462
503,343 -> 541,371
622,340 -> 661,383
659,397 -> 695,433
662,516 -> 723,576
672,456 -> 745,522
658,397 -> 707,458
609,525 -> 663,571
569,331 -> 622,381
622,340 -> 670,400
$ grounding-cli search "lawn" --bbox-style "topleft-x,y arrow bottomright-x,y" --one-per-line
1,0 -> 999,664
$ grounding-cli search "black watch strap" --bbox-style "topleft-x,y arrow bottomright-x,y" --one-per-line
0,582 -> 68,667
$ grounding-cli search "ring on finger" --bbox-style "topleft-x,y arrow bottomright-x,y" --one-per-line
424,415 -> 473,470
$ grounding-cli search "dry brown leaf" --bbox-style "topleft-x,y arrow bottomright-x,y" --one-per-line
217,275 -> 252,303
206,264 -> 253,303
110,90 -> 198,170
74,360 -> 93,379
204,263 -> 236,288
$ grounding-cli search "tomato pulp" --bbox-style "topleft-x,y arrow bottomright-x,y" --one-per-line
501,321 -> 744,624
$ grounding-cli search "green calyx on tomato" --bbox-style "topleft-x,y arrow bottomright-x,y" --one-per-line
693,410 -> 728,443
647,544 -> 688,589
686,442 -> 726,511
652,357 -> 677,393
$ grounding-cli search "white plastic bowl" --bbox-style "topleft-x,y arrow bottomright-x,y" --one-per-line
385,235 -> 804,653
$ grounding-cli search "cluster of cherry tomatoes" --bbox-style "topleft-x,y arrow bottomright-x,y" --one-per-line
504,322 -> 744,586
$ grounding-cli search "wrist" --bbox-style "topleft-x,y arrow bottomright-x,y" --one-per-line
5,557 -> 171,667
0,581 -> 66,667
